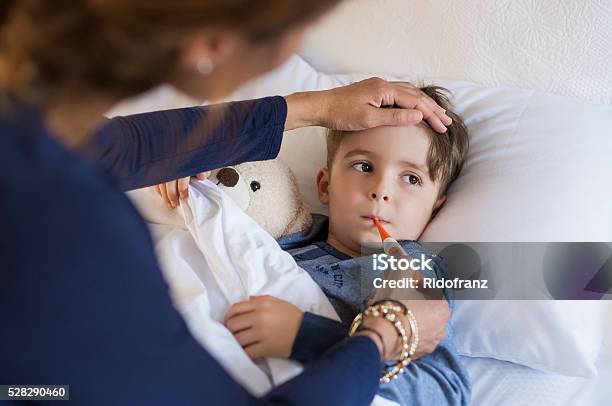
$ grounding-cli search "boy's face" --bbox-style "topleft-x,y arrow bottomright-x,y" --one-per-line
317,125 -> 446,257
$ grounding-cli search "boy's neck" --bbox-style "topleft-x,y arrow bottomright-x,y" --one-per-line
326,232 -> 361,258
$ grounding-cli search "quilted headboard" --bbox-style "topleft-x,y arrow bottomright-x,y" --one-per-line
300,0 -> 612,104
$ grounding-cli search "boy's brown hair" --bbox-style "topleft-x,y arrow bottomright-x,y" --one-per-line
326,85 -> 469,195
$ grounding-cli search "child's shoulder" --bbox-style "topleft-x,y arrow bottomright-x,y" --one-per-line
277,213 -> 329,250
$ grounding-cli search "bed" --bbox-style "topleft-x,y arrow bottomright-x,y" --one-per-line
461,319 -> 612,405
298,2 -> 612,404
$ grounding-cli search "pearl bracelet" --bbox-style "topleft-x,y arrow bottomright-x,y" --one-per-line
349,302 -> 419,384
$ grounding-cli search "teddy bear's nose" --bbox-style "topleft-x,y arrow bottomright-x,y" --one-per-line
216,167 -> 240,187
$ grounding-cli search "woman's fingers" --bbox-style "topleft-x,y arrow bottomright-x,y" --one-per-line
158,183 -> 173,210
376,108 -> 423,127
165,177 -> 191,207
153,185 -> 162,198
435,108 -> 452,126
388,81 -> 452,125
367,79 -> 451,132
177,177 -> 190,200
153,174 -> 202,209
393,86 -> 448,133
165,181 -> 180,208
155,181 -> 180,209
421,92 -> 452,127
195,171 -> 211,180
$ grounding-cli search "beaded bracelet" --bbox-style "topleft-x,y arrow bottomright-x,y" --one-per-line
372,299 -> 407,314
349,302 -> 419,384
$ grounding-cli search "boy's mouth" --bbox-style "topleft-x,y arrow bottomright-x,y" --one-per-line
361,215 -> 390,225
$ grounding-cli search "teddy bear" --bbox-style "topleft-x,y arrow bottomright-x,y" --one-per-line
210,159 -> 312,239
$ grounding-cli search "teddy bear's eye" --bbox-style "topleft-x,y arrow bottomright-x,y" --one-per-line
250,181 -> 261,192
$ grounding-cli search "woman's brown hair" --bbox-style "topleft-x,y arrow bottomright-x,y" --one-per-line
0,0 -> 340,102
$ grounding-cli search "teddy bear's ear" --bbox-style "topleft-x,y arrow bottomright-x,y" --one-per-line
282,199 -> 312,237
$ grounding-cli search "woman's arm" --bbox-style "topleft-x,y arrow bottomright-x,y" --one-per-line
90,78 -> 451,203
85,96 -> 286,191
262,335 -> 382,405
291,312 -> 348,364
292,316 -> 470,406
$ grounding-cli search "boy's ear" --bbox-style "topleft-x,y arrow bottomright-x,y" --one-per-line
419,195 -> 447,241
316,168 -> 331,205
431,195 -> 447,218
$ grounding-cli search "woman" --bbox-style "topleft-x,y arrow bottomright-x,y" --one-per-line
0,1 -> 451,404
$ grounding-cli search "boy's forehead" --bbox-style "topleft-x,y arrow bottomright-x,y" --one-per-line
338,125 -> 431,163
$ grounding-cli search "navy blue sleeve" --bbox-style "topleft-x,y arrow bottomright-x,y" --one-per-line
85,96 -> 286,190
265,336 -> 382,405
291,312 -> 348,364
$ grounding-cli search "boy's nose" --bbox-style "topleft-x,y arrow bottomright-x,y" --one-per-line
370,192 -> 390,202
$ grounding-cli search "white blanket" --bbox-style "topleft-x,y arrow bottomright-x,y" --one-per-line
128,179 -> 340,395
129,180 -> 397,405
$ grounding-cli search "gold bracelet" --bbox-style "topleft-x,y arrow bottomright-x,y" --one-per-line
349,302 -> 419,383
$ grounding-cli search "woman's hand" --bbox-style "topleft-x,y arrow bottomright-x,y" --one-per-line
153,171 -> 211,209
358,299 -> 450,361
355,313 -> 401,362
224,295 -> 304,360
284,77 -> 452,133
398,299 -> 449,359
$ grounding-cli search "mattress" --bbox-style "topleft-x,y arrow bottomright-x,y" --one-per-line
463,321 -> 612,405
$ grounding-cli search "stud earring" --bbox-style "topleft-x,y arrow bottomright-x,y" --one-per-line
196,57 -> 214,75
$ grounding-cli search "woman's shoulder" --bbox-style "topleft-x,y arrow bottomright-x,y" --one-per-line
0,112 -> 154,264
1,111 -> 115,200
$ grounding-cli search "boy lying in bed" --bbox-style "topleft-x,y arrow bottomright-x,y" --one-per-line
223,86 -> 471,405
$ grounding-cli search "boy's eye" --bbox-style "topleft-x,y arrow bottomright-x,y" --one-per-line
403,174 -> 421,185
352,162 -> 373,172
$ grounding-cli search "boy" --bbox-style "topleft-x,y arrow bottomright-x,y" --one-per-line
227,86 -> 471,405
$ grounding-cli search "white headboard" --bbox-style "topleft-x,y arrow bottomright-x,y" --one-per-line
300,0 -> 612,105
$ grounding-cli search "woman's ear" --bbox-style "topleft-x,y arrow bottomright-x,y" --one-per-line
316,168 -> 331,205
179,30 -> 238,68
431,195 -> 447,218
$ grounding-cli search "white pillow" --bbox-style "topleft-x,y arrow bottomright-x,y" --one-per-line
228,56 -> 612,377
452,301 -> 610,378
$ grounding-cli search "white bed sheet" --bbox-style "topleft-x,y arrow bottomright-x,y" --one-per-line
464,317 -> 612,406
